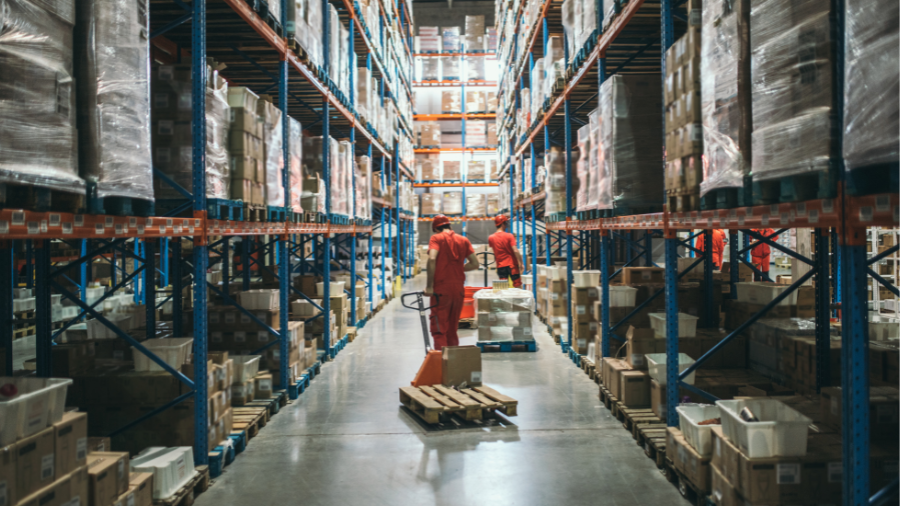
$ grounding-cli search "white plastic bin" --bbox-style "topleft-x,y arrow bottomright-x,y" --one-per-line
0,377 -> 72,445
869,319 -> 900,341
676,404 -> 721,457
610,285 -> 638,307
734,282 -> 799,306
239,290 -> 280,310
648,312 -> 699,338
645,353 -> 696,385
716,399 -> 812,458
232,355 -> 262,384
573,270 -> 600,287
316,281 -> 346,296
133,338 -> 194,372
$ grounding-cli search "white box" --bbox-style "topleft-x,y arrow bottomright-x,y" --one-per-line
316,281 -> 346,296
716,399 -> 812,458
0,377 -> 72,445
133,338 -> 194,372
676,404 -> 720,457
609,285 -> 638,307
648,312 -> 699,338
735,282 -> 799,306
572,270 -> 600,287
131,447 -> 196,500
232,355 -> 262,384
645,352 -> 696,385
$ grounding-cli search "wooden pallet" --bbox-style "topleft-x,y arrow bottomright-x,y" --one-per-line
0,183 -> 84,213
152,465 -> 210,506
580,357 -> 596,379
667,458 -> 710,506
638,425 -> 669,468
14,326 -> 34,339
458,318 -> 476,329
399,384 -> 518,425
232,405 -> 268,438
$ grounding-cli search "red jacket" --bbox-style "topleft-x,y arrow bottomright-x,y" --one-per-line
696,229 -> 726,268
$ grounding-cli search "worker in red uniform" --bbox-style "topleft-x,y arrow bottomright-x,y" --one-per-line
695,229 -> 726,270
424,215 -> 480,350
751,228 -> 778,281
488,215 -> 525,288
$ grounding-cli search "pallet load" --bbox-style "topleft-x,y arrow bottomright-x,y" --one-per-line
0,0 -> 85,205
259,97 -> 283,212
699,0 -> 751,207
420,194 -> 442,215
570,270 -> 600,355
75,0 -> 153,213
544,147 -> 573,216
466,194 -> 487,217
228,87 -> 265,209
442,191 -> 463,215
664,21 -> 703,212
474,288 -> 535,350
151,64 -> 231,200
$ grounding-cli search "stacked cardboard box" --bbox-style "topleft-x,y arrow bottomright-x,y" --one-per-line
442,192 -> 463,215
464,16 -> 486,51
571,286 -> 599,355
417,26 -> 441,52
466,194 -> 487,217
442,161 -> 461,181
442,90 -> 462,114
466,91 -> 487,113
664,22 -> 703,211
417,155 -> 441,180
475,289 -> 534,342
465,120 -> 488,147
420,194 -> 442,215
227,87 -> 265,206
416,122 -> 441,148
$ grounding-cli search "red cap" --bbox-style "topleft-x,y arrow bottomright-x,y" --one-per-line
494,215 -> 509,227
432,215 -> 450,231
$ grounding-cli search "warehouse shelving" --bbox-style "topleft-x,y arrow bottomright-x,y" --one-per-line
414,147 -> 497,153
413,80 -> 499,87
3,0 -> 416,469
497,0 -> 899,503
413,183 -> 500,187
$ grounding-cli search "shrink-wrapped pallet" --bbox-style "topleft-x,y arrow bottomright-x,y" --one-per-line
260,99 -> 284,207
442,56 -> 461,80
442,191 -> 463,215
575,124 -> 593,212
487,194 -> 501,215
464,15 -> 485,51
442,160 -> 461,181
420,193 -> 442,215
467,160 -> 487,181
441,90 -> 462,114
474,288 -> 534,342
76,0 -> 153,201
0,0 -> 83,195
288,118 -> 303,212
356,155 -> 372,220
466,194 -> 487,217
417,155 -> 441,181
467,57 -> 486,81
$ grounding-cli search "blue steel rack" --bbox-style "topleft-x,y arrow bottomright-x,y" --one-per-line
2,0 -> 414,468
497,0 -> 900,502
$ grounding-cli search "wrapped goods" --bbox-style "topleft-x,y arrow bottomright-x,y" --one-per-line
487,194 -> 501,215
260,99 -> 285,207
465,16 -> 486,51
417,122 -> 441,147
466,194 -> 487,216
441,90 -> 462,114
531,58 -> 545,113
288,118 -> 303,212
228,87 -> 263,205
442,56 -> 461,81
76,0 -> 153,201
474,288 -> 534,342
467,160 -> 487,181
596,75 -> 663,213
561,0 -> 576,64
442,191 -> 463,215
466,120 -> 487,147
467,57 -> 486,81
487,123 -> 498,146
466,91 -> 487,113
580,0 -> 596,50
700,0 -> 751,196
0,0 -> 83,194
356,156 -> 372,220
843,0 -> 900,171
421,57 -> 440,81
420,193 -> 442,215
152,65 -> 230,199
417,155 -> 441,181
442,160 -> 461,181
487,92 -> 498,113
544,147 -> 574,215
417,26 -> 441,53
750,3 -> 834,181
442,26 -> 460,52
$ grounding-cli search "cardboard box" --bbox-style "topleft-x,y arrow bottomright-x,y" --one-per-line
17,426 -> 55,499
67,466 -> 89,506
87,454 -> 119,506
820,386 -> 899,442
254,372 -> 273,399
441,90 -> 461,114
711,426 -> 740,489
625,326 -> 665,369
619,369 -> 651,408
650,379 -> 667,419
605,358 -> 631,398
15,472 -> 69,506
442,346 -> 482,387
89,452 -> 129,496
621,267 -> 665,284
129,472 -> 154,506
54,411 -> 88,478
678,430 -> 712,493
0,443 -> 16,506
711,464 -> 741,506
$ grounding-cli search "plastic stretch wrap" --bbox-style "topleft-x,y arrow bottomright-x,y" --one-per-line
0,0 -> 83,193
259,100 -> 282,207
442,27 -> 460,52
305,0 -> 322,65
531,58 -> 544,113
355,156 -> 372,220
473,288 -> 535,312
596,75 -> 662,212
442,191 -> 463,215
441,90 -> 461,114
420,193 -> 441,215
700,0 -> 751,196
443,160 -> 461,181
302,136 -> 325,213
544,147 -> 573,215
417,155 -> 440,180
76,0 -> 152,200
421,58 -> 440,81
520,87 -> 531,126
498,178 -> 510,211
486,194 -> 500,215
442,56 -> 461,80
843,0 -> 900,170
561,0 -> 576,64
467,57 -> 486,81
467,160 -> 486,181
750,4 -> 834,181
288,118 -> 303,212
466,194 -> 486,216
575,124 -> 592,212
333,140 -> 352,216
588,108 -> 601,208
466,91 -> 487,113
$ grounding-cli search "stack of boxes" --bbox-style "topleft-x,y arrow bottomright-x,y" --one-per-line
420,194 -> 442,215
466,121 -> 488,148
570,272 -> 600,355
442,161 -> 461,181
441,90 -> 462,114
416,122 -> 441,148
664,23 -> 703,212
464,16 -> 486,52
227,87 -> 265,207
442,192 -> 463,215
466,194 -> 487,217
474,289 -> 534,342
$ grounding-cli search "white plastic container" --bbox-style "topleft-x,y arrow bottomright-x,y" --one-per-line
316,281 -> 346,296
869,319 -> 900,341
573,270 -> 600,287
239,289 -> 280,310
648,312 -> 700,338
609,285 -> 638,307
131,446 -> 196,500
645,353 -> 696,385
133,338 -> 194,372
676,404 -> 721,457
0,377 -> 72,445
232,355 -> 262,384
716,399 -> 812,458
734,282 -> 799,306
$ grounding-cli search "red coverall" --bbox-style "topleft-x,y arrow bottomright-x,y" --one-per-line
428,231 -> 474,350
488,230 -> 522,288
696,229 -> 726,269
751,228 -> 776,279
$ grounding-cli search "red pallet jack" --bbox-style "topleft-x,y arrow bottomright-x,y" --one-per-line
401,292 -> 443,387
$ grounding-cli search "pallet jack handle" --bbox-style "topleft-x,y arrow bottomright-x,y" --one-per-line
401,292 -> 441,355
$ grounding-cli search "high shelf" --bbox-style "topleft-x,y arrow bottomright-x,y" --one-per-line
1,0 -> 416,466
495,0 -> 899,504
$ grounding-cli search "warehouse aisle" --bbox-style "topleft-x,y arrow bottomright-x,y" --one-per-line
195,272 -> 687,506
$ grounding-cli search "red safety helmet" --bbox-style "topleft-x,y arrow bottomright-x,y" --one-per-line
431,215 -> 450,231
494,215 -> 509,228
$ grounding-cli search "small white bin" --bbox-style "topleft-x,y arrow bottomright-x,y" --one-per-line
645,353 -> 696,385
0,377 -> 72,445
316,281 -> 346,296
232,355 -> 262,384
869,319 -> 900,341
734,282 -> 799,306
573,270 -> 600,287
716,399 -> 812,458
133,338 -> 194,372
609,285 -> 638,307
648,312 -> 699,338
239,290 -> 280,310
676,404 -> 721,457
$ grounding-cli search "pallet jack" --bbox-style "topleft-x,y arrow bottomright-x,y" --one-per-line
401,292 -> 442,387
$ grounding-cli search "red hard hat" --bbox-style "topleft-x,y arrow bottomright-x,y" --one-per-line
432,215 -> 450,231
494,215 -> 509,227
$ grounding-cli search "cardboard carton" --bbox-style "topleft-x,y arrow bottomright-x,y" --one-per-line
16,427 -> 55,499
0,443 -> 16,506
89,452 -> 129,496
442,346 -> 482,387
129,472 -> 154,506
619,369 -> 651,408
87,454 -> 119,506
54,411 -> 88,478
626,326 -> 665,369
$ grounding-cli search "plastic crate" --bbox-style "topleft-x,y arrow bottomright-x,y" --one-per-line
645,353 -> 696,385
734,282 -> 799,306
716,399 -> 812,458
573,270 -> 600,287
133,338 -> 194,372
316,281 -> 346,296
238,289 -> 280,310
648,312 -> 699,338
676,404 -> 721,457
0,377 -> 72,445
609,285 -> 637,307
233,355 -> 262,384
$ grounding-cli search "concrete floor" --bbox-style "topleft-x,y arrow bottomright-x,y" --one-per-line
195,271 -> 689,506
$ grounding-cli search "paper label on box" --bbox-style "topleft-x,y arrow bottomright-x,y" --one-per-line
715,438 -> 721,457
776,463 -> 800,484
471,371 -> 482,383
240,313 -> 251,323
260,380 -> 272,391
234,331 -> 246,343
588,288 -> 598,298
641,271 -> 651,280
551,293 -> 559,300
828,462 -> 842,483
41,453 -> 54,480
157,120 -> 174,135
257,331 -> 269,342
225,312 -> 236,324
576,306 -> 586,315
632,354 -> 644,367
76,437 -> 87,461
524,328 -> 532,335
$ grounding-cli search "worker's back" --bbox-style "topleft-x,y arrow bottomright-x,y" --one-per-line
429,230 -> 473,291
488,230 -> 517,268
